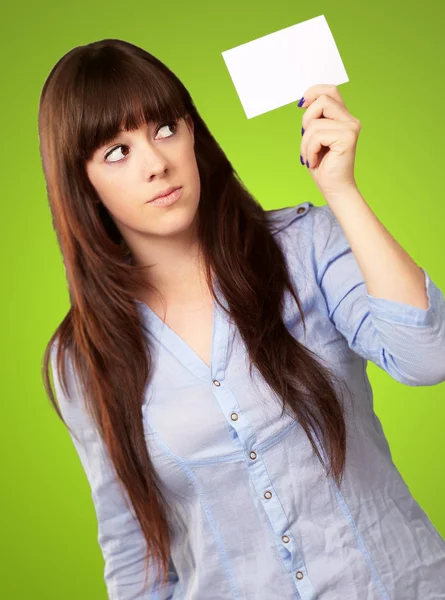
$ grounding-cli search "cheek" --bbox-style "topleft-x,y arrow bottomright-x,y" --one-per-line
183,149 -> 201,188
87,166 -> 128,215
97,181 -> 140,225
186,162 -> 201,202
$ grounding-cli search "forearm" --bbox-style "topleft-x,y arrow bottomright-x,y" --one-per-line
324,186 -> 429,310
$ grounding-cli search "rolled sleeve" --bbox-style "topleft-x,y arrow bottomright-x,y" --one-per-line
311,204 -> 445,386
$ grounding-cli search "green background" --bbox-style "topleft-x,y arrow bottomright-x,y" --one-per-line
2,0 -> 444,597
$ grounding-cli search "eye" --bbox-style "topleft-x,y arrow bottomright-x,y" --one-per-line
104,121 -> 178,164
156,121 -> 178,139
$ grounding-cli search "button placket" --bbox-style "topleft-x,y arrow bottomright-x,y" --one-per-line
291,565 -> 315,597
211,374 -> 317,598
211,380 -> 242,427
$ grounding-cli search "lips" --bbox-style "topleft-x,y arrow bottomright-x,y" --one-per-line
148,186 -> 182,203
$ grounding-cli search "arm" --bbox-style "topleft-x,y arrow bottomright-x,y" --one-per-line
50,346 -> 179,599
325,187 -> 429,309
311,199 -> 445,385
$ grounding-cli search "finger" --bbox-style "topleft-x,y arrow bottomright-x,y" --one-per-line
301,119 -> 354,160
302,127 -> 358,169
302,95 -> 353,132
300,84 -> 346,108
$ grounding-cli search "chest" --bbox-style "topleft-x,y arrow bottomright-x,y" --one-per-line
150,297 -> 215,368
142,276 -> 356,465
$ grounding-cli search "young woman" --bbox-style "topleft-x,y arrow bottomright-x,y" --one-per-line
40,38 -> 445,599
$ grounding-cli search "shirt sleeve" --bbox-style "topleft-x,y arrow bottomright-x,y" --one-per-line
50,345 -> 179,599
310,204 -> 445,386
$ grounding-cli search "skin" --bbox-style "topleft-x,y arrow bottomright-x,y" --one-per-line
299,83 -> 428,310
86,114 -> 209,307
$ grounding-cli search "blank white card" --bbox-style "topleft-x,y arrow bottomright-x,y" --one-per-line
221,15 -> 349,119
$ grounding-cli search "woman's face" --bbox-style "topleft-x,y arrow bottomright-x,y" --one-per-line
86,113 -> 201,245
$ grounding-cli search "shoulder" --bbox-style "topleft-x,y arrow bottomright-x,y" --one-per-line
264,202 -> 343,277
265,201 -> 338,243
264,201 -> 313,235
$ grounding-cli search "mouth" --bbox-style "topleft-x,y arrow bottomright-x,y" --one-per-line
148,185 -> 182,203
147,186 -> 183,206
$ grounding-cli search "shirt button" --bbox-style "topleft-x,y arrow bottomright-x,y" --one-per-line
264,490 -> 272,499
282,535 -> 290,543
213,380 -> 221,386
249,451 -> 257,460
297,206 -> 306,214
296,571 -> 304,580
230,412 -> 238,421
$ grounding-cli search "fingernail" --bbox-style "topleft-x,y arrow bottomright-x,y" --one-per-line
298,96 -> 305,108
306,160 -> 310,169
300,154 -> 305,166
301,127 -> 305,135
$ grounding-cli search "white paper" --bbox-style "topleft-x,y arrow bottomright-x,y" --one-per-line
221,15 -> 349,119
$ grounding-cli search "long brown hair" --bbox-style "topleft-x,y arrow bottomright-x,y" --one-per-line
40,38 -> 349,588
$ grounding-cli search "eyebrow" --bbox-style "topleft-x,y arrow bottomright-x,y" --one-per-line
103,120 -> 159,143
94,120 -> 164,156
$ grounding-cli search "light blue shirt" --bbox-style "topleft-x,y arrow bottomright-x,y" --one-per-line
52,201 -> 445,599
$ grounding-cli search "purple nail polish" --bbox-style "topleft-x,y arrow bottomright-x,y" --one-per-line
300,154 -> 305,166
298,96 -> 305,108
306,160 -> 310,168
301,127 -> 305,135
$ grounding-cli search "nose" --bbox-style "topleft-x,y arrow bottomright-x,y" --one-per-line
142,142 -> 170,179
